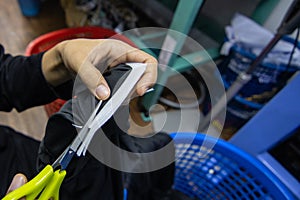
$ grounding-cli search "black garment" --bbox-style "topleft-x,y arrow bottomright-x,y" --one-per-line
0,44 -> 71,197
0,127 -> 40,197
0,45 -> 74,112
37,64 -> 175,200
0,46 -> 175,200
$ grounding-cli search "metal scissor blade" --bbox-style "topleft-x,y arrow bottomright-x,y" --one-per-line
51,99 -> 103,170
51,146 -> 75,170
75,63 -> 147,156
69,100 -> 103,152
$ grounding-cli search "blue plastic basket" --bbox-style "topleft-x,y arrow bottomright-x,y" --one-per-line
171,133 -> 295,200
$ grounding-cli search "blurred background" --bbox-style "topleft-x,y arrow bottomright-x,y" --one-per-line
0,0 -> 299,198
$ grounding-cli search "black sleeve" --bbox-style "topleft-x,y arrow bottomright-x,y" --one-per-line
0,44 -> 71,112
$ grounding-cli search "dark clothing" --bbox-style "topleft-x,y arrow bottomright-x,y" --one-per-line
0,44 -> 58,196
0,44 -> 71,197
0,127 -> 40,196
0,45 -> 55,112
0,45 -> 73,112
0,45 -> 175,199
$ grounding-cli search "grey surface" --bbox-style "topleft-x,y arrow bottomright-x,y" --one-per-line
151,108 -> 201,133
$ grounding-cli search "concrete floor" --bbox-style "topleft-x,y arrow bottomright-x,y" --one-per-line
0,0 -> 223,141
0,0 -> 66,140
0,0 -> 155,140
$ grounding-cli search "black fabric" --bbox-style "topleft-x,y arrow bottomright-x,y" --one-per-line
38,102 -> 175,200
37,64 -> 175,200
124,133 -> 175,200
0,43 -> 175,199
165,190 -> 197,200
0,44 -> 72,112
0,126 -> 40,197
0,44 -> 59,198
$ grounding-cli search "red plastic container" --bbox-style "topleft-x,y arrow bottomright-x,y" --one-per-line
26,26 -> 135,117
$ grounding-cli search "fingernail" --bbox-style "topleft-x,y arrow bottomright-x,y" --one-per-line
95,84 -> 110,99
8,175 -> 26,192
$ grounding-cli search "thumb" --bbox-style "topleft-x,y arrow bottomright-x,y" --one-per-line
95,79 -> 110,100
7,174 -> 27,194
78,61 -> 111,100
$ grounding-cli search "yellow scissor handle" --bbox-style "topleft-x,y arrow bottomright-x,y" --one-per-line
2,165 -> 66,200
38,169 -> 66,200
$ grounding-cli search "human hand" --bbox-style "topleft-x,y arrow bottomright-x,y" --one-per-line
42,39 -> 157,100
6,174 -> 27,200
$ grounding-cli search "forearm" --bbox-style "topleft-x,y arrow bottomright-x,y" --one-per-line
0,45 -> 65,112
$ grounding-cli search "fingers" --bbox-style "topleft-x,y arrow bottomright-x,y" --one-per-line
135,61 -> 157,96
87,39 -> 157,97
46,38 -> 157,100
78,60 -> 111,100
7,174 -> 27,194
108,43 -> 158,96
124,50 -> 157,96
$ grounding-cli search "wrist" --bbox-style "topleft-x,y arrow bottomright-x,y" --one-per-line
41,41 -> 71,87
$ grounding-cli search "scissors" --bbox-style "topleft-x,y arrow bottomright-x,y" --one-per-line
2,63 -> 147,200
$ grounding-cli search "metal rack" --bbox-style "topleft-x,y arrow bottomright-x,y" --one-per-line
125,0 -> 280,122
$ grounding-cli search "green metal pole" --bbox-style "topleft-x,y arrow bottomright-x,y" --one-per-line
142,0 -> 204,117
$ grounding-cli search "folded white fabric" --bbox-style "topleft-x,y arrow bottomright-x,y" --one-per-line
221,13 -> 300,69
